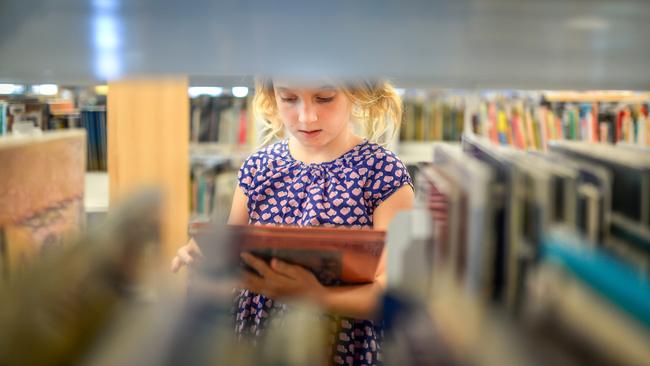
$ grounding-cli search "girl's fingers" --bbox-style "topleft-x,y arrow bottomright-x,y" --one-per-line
270,259 -> 305,279
187,242 -> 205,258
170,240 -> 203,273
170,256 -> 181,273
178,249 -> 195,265
240,252 -> 274,278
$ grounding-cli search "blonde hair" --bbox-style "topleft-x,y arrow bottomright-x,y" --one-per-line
252,78 -> 402,147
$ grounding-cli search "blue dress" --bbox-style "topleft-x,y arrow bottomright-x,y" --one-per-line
234,139 -> 413,365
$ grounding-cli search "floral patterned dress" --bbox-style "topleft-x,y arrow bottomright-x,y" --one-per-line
234,139 -> 413,366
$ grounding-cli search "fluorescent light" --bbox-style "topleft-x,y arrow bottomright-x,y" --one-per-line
95,15 -> 120,49
33,84 -> 59,96
0,84 -> 22,95
189,87 -> 223,98
95,85 -> 109,95
232,87 -> 249,98
92,8 -> 122,79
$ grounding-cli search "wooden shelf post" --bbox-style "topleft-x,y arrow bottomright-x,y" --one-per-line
107,77 -> 189,272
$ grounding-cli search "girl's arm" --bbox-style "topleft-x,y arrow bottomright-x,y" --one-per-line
241,184 -> 414,319
318,184 -> 414,318
228,186 -> 250,225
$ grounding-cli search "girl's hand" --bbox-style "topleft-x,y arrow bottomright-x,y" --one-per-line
170,238 -> 204,273
240,252 -> 326,303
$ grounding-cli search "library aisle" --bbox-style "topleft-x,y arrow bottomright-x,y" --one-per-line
1,1 -> 650,366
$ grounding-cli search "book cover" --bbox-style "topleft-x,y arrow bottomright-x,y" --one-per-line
191,223 -> 385,285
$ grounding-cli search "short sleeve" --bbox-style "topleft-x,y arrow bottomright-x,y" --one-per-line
366,150 -> 414,210
237,155 -> 259,196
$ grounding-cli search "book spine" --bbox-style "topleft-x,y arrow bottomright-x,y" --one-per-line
527,108 -> 539,150
539,107 -> 548,151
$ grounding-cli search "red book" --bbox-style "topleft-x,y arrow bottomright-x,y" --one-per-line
238,108 -> 247,146
488,103 -> 499,143
191,223 -> 385,285
616,109 -> 625,142
512,114 -> 525,149
592,102 -> 600,142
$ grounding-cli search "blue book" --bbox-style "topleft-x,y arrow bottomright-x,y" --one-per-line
542,233 -> 650,329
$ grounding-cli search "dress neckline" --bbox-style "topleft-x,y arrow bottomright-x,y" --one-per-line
282,138 -> 369,167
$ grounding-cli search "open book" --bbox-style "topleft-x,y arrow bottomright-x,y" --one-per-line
191,223 -> 385,286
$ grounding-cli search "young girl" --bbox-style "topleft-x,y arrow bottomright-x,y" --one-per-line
171,78 -> 414,365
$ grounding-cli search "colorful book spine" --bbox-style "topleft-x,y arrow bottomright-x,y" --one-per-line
0,102 -> 7,136
488,103 -> 499,143
497,110 -> 509,145
540,107 -> 549,151
592,102 -> 600,142
525,108 -> 536,149
511,113 -> 525,149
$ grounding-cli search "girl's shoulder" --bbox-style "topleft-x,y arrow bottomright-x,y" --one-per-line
352,141 -> 406,171
241,140 -> 290,170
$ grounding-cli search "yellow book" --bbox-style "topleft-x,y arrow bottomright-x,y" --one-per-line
497,110 -> 509,145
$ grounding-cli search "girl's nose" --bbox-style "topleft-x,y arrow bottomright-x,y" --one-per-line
298,101 -> 317,124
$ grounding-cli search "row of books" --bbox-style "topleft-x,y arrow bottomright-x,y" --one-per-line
0,97 -> 106,170
190,95 -> 251,146
399,135 -> 650,364
189,91 -> 468,147
471,98 -> 650,150
189,161 -> 238,222
399,94 -> 465,142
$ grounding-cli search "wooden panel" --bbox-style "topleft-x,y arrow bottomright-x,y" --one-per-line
108,78 -> 189,267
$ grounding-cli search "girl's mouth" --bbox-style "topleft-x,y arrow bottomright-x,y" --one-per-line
299,129 -> 322,137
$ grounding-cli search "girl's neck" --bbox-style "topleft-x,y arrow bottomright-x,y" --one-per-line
288,130 -> 364,165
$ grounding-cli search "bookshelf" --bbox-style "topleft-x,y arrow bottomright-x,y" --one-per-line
544,91 -> 650,103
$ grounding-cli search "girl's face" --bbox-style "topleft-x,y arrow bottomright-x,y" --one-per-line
273,80 -> 353,148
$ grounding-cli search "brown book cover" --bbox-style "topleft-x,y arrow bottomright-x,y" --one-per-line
0,130 -> 86,275
191,223 -> 385,285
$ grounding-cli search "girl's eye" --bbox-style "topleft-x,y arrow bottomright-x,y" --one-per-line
316,96 -> 335,103
280,96 -> 297,103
